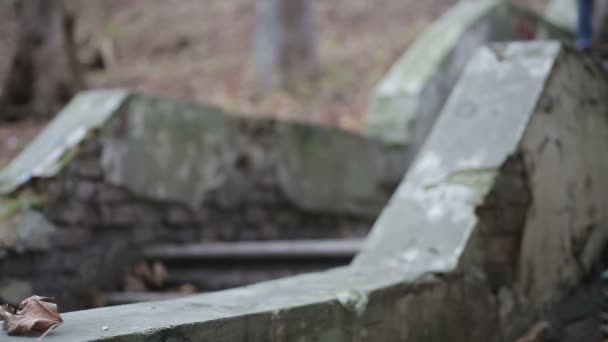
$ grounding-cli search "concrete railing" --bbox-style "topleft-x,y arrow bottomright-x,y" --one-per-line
540,0 -> 576,36
3,41 -> 607,341
366,0 -> 572,165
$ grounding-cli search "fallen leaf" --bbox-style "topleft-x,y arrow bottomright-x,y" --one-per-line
0,296 -> 63,338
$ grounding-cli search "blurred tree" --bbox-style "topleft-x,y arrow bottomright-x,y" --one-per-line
1,0 -> 83,121
254,0 -> 316,96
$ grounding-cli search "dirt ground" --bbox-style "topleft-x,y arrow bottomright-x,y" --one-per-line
0,0 -> 549,168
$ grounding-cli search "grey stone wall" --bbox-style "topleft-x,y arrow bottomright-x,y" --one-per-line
0,92 -> 403,310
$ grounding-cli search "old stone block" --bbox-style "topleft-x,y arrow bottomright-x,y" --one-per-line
245,206 -> 266,226
51,227 -> 92,248
100,205 -> 136,226
166,205 -> 195,225
97,185 -> 128,203
0,218 -> 19,251
48,201 -> 98,226
74,180 -> 98,200
16,210 -> 57,253
277,122 -> 390,217
69,158 -> 103,179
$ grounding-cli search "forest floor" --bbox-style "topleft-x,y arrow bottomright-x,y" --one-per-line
0,0 -> 549,168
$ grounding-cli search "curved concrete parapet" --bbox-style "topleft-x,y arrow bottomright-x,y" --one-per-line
3,41 -> 606,341
366,0 -> 572,163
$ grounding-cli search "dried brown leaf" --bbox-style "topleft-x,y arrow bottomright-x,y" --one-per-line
0,296 -> 63,337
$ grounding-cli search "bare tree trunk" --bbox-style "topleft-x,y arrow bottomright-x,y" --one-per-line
1,0 -> 83,121
254,0 -> 316,96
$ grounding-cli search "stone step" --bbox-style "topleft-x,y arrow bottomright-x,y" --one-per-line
164,261 -> 347,291
115,239 -> 363,303
143,238 -> 363,261
103,291 -> 192,306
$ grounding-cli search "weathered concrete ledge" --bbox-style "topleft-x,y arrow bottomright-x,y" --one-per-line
366,0 -> 571,160
3,41 -> 606,341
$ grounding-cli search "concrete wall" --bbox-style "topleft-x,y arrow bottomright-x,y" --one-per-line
0,92 -> 404,310
541,0 -> 576,36
2,42 -> 605,341
366,0 -> 572,165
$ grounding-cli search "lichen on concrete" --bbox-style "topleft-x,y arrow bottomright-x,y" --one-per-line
100,95 -> 232,206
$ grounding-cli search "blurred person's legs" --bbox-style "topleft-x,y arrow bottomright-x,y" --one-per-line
594,0 -> 608,48
577,0 -> 594,50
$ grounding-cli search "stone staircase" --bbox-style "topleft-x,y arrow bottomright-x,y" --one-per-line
103,238 -> 363,305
